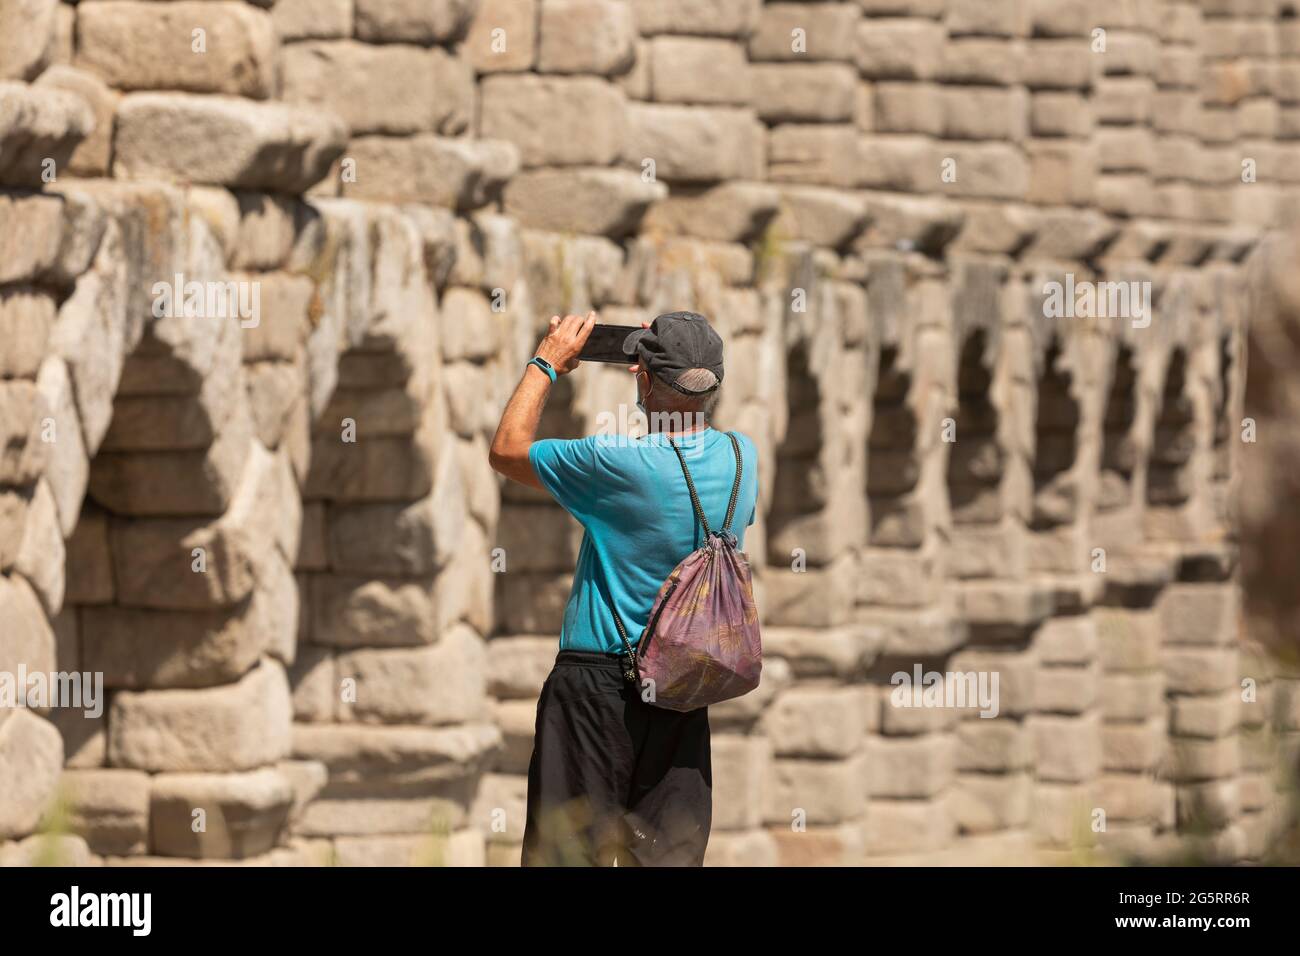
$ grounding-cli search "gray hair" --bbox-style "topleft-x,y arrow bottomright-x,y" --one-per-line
646,371 -> 720,425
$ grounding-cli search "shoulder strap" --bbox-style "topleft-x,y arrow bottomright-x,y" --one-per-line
666,431 -> 744,537
721,432 -> 743,533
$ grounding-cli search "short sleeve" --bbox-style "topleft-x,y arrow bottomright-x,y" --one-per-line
529,437 -> 600,521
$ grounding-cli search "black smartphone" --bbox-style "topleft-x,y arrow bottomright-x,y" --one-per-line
578,324 -> 643,364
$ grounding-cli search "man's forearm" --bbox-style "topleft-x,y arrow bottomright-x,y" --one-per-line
488,364 -> 552,488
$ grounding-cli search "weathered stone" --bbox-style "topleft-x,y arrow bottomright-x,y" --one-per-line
0,381 -> 47,485
941,37 -> 1022,85
464,0 -> 538,72
150,768 -> 294,858
432,518 -> 493,635
29,360 -> 83,543
761,687 -> 864,758
272,0 -> 354,41
944,87 -> 1029,141
868,734 -> 954,798
0,82 -> 92,187
0,0 -> 57,81
61,768 -> 150,856
872,81 -> 943,135
344,135 -> 518,209
773,185 -> 868,248
108,660 -> 293,772
88,408 -> 252,517
953,772 -> 1032,833
0,833 -> 95,866
0,286 -> 53,378
946,0 -> 1029,38
62,505 -> 111,606
856,18 -> 946,80
0,490 -> 27,572
749,3 -> 858,63
354,0 -> 479,44
0,191 -> 62,285
336,624 -> 488,725
1020,39 -> 1098,90
305,405 -> 439,502
486,636 -> 558,699
47,227 -> 132,455
81,601 -> 270,690
15,480 -> 65,617
245,362 -> 303,451
629,0 -> 759,38
328,455 -> 464,576
649,37 -> 749,105
33,66 -> 118,176
332,830 -> 485,866
1170,690 -> 1242,740
1159,584 -> 1240,648
480,74 -> 626,168
113,93 -> 347,192
936,142 -> 1031,200
751,63 -> 857,123
276,758 -> 328,830
772,821 -> 866,865
317,380 -> 431,441
864,797 -> 954,855
641,182 -> 779,243
490,697 -> 537,774
762,624 -> 877,678
858,191 -> 963,254
711,735 -> 769,830
77,1 -> 277,98
1031,712 -> 1103,783
503,167 -> 665,237
1026,139 -> 1097,205
764,556 -> 859,628
705,829 -> 779,866
856,134 -> 935,192
312,574 -> 438,648
626,103 -> 765,182
291,722 -> 501,783
538,0 -> 636,76
283,41 -> 472,135
51,2 -> 74,66
768,754 -> 868,824
225,192 -> 294,271
0,710 -> 63,840
108,510 -> 258,612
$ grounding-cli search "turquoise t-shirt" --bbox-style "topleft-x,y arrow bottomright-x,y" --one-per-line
528,428 -> 759,655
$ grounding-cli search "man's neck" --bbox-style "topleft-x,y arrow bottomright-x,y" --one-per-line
645,410 -> 710,436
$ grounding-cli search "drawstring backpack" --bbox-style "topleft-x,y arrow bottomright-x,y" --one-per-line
610,431 -> 763,712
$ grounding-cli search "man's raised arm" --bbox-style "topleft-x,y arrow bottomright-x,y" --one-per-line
488,312 -> 595,489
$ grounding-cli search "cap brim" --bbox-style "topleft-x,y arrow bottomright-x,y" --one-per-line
621,327 -> 651,357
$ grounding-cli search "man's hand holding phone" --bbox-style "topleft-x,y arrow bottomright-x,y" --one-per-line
534,312 -> 596,376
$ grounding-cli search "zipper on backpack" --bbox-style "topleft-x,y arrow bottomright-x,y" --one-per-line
637,580 -> 679,660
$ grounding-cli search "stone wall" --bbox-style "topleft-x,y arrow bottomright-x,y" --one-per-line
1,0 -> 1297,866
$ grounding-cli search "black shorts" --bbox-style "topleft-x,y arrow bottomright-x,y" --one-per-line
522,649 -> 712,867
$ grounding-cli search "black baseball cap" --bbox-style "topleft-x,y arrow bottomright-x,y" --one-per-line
621,311 -> 724,395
